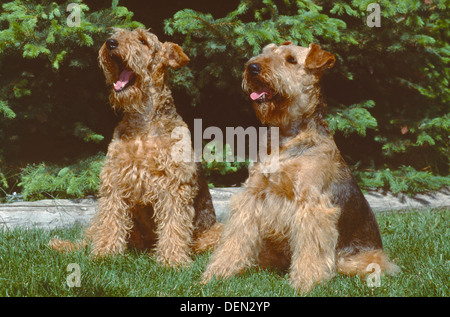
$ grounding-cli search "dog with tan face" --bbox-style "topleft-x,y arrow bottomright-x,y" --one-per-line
50,28 -> 222,265
203,42 -> 399,293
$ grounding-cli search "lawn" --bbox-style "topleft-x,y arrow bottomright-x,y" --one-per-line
0,209 -> 448,298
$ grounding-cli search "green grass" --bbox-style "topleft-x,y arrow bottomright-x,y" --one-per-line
0,209 -> 448,297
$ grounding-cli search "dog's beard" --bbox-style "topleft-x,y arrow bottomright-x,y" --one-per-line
243,74 -> 276,104
244,78 -> 295,126
102,66 -> 147,113
99,54 -> 150,112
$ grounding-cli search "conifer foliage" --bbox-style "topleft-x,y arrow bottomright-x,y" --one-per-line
165,0 -> 449,194
0,0 -> 448,200
0,0 -> 142,199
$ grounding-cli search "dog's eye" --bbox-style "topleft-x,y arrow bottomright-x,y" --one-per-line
140,39 -> 147,45
286,56 -> 297,64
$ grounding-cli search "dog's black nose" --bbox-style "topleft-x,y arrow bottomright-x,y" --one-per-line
247,63 -> 262,76
106,39 -> 119,50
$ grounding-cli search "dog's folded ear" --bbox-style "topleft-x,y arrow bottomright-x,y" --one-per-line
305,43 -> 335,72
162,42 -> 190,69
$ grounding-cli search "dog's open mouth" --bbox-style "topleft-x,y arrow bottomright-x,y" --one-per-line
250,86 -> 275,103
110,55 -> 136,92
114,69 -> 135,92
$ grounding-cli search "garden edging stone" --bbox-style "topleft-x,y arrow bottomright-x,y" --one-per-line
0,187 -> 448,230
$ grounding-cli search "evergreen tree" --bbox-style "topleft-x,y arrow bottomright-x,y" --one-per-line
0,0 -> 448,200
0,0 -> 142,199
165,0 -> 449,194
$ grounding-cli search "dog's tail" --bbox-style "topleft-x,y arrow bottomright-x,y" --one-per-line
48,237 -> 88,252
192,222 -> 223,253
336,248 -> 400,277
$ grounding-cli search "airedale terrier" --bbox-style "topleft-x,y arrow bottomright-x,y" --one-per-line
50,28 -> 222,265
202,42 -> 399,292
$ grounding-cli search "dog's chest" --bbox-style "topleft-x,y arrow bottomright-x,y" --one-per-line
107,133 -> 170,166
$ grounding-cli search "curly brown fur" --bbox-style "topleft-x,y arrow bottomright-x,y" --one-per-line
49,28 -> 222,265
202,42 -> 399,292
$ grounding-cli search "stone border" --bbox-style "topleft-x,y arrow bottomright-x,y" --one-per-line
0,187 -> 448,230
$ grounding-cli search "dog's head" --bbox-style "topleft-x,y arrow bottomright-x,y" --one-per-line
242,42 -> 335,125
98,28 -> 189,112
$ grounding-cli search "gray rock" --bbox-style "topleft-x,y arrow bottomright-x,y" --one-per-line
0,187 -> 448,230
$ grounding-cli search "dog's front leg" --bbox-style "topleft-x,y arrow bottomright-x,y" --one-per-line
150,160 -> 198,266
202,191 -> 263,282
87,193 -> 133,257
288,189 -> 340,293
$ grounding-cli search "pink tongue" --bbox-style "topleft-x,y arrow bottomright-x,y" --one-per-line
114,69 -> 134,91
250,88 -> 269,100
